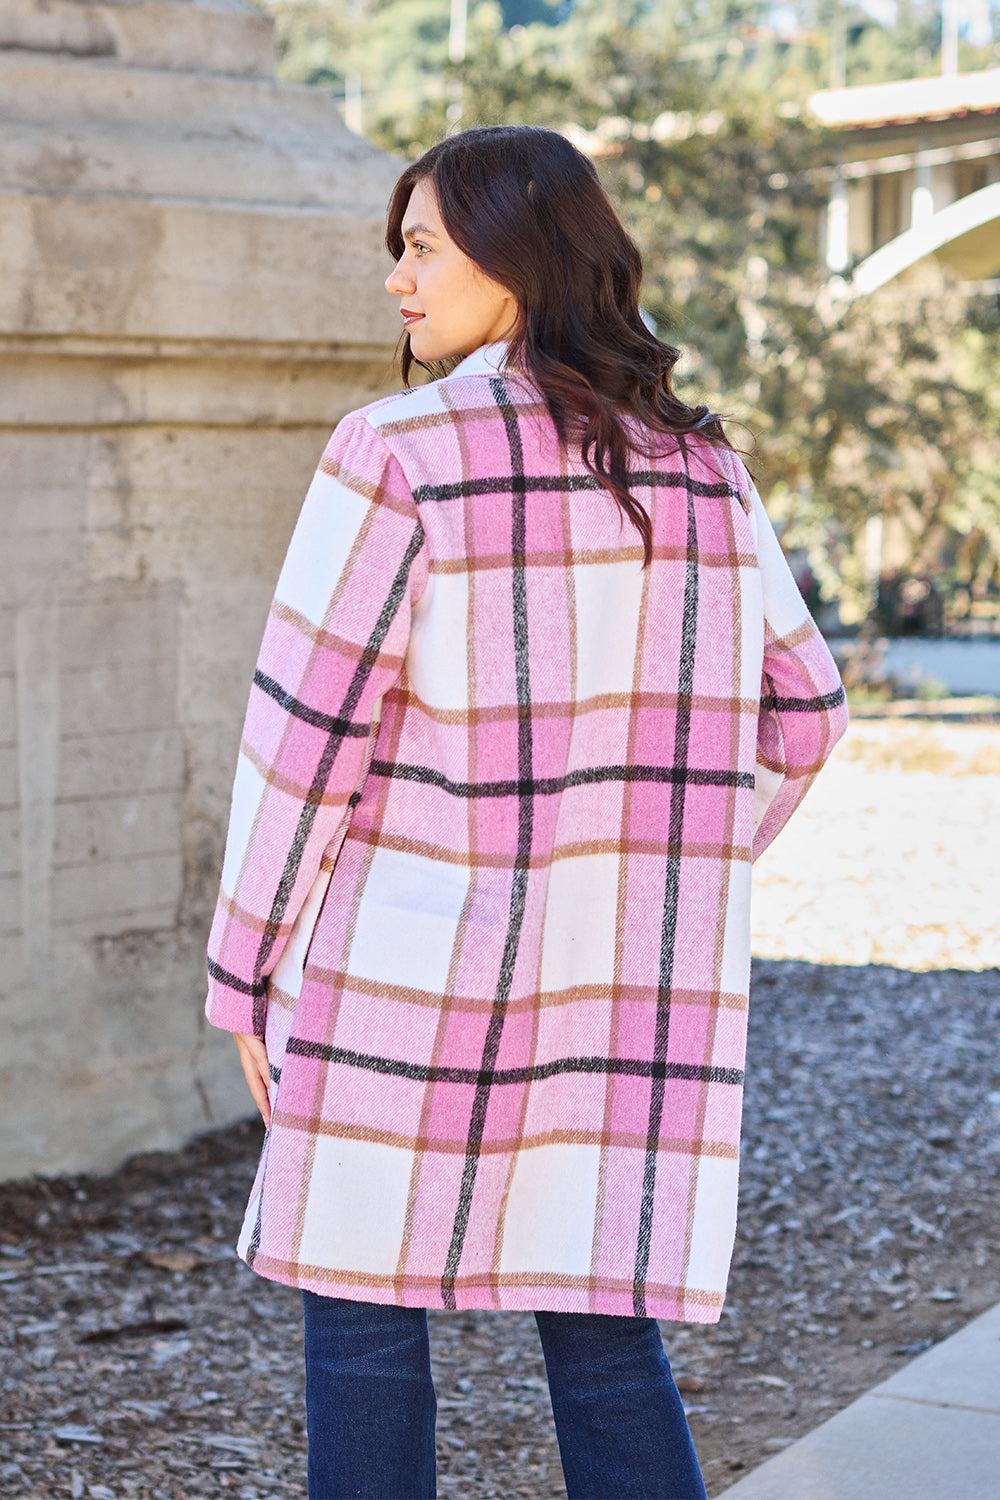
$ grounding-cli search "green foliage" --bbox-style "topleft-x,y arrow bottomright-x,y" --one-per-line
269,0 -> 454,122
264,0 -> 1000,622
754,285 -> 1000,617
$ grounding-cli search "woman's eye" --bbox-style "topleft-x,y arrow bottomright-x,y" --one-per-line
414,242 -> 430,257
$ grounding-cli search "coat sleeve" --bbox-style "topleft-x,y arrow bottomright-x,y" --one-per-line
205,411 -> 429,1037
744,479 -> 849,860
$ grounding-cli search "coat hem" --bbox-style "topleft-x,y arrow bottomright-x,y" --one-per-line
238,1247 -> 726,1324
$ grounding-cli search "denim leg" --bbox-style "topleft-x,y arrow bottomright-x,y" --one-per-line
302,1292 -> 437,1500
535,1310 -> 707,1500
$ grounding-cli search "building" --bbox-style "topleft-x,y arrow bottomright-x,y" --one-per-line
811,68 -> 1000,293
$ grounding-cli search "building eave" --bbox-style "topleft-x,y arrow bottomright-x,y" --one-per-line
809,67 -> 1000,131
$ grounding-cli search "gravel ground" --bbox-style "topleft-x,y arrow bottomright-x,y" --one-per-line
2,717 -> 998,1500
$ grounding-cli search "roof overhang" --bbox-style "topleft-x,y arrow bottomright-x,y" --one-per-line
809,68 -> 1000,130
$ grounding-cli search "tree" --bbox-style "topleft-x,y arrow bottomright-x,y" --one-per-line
266,0 -> 1000,623
750,282 -> 1000,621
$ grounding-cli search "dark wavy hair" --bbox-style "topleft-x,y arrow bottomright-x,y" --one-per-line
385,125 -> 735,565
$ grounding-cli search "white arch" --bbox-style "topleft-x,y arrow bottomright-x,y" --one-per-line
851,181 -> 1000,296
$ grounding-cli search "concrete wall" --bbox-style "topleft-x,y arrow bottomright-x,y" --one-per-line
0,0 -> 402,1179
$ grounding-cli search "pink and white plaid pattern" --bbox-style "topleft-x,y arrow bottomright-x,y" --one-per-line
206,343 -> 847,1321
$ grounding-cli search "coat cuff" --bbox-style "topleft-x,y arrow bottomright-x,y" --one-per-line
205,963 -> 268,1038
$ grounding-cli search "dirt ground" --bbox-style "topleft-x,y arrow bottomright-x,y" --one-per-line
2,715 -> 998,1500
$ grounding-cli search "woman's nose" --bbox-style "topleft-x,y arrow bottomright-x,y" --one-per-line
385,257 -> 414,295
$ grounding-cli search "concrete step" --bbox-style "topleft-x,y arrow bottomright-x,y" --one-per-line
717,1301 -> 1000,1500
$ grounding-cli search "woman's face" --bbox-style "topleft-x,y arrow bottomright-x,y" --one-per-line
385,178 -> 517,363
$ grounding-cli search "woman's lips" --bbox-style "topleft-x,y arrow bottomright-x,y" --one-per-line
402,310 -> 424,328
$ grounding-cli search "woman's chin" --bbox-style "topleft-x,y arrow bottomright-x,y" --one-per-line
406,326 -> 436,362
408,330 -> 472,365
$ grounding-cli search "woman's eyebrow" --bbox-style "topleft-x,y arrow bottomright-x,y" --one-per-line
402,223 -> 440,242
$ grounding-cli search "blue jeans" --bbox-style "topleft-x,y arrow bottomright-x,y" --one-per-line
302,1292 -> 708,1500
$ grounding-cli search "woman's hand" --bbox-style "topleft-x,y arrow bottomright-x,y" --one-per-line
233,1033 -> 272,1130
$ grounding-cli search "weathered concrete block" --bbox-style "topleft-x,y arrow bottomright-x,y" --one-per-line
0,609 -> 15,672
0,437 -> 90,539
59,591 -> 183,672
52,851 -> 184,928
0,0 -> 276,78
7,534 -> 87,601
3,195 -> 398,347
0,0 -> 402,1179
0,747 -> 17,807
0,672 -> 15,745
54,790 -> 182,867
61,658 -> 179,738
0,807 -> 19,877
59,728 -> 185,802
0,872 -> 18,935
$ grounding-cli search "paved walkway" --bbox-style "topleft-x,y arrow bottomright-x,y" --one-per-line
717,1301 -> 1000,1500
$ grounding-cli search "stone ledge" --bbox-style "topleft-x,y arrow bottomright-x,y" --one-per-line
0,191 -> 401,346
0,346 -> 397,427
0,334 -> 395,361
0,0 -> 275,79
0,55 -> 389,210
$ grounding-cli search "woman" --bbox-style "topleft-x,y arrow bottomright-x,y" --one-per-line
206,125 -> 847,1499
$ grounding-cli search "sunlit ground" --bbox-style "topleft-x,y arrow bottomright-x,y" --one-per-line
751,717 -> 1000,971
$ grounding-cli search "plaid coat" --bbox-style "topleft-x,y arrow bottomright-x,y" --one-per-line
206,342 -> 847,1322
